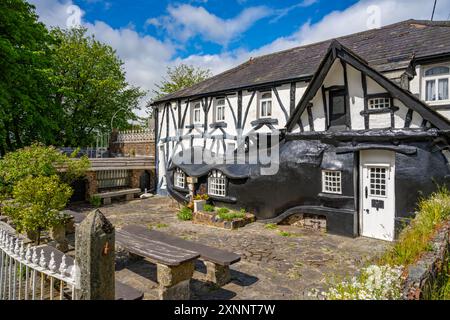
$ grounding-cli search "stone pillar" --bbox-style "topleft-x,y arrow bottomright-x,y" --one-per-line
85,171 -> 98,200
75,209 -> 115,300
50,224 -> 69,252
205,261 -> 231,287
130,169 -> 144,189
157,261 -> 195,300
186,177 -> 198,202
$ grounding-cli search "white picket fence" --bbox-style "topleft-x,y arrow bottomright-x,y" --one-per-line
116,129 -> 155,143
0,229 -> 77,300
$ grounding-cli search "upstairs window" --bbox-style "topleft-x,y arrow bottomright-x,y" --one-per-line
259,92 -> 272,118
192,103 -> 202,124
424,66 -> 449,102
174,168 -> 186,189
328,89 -> 347,128
322,170 -> 342,194
208,170 -> 227,197
216,99 -> 226,122
368,97 -> 391,110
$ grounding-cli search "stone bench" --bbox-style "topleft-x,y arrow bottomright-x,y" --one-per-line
121,225 -> 241,287
116,228 -> 200,300
93,188 -> 141,205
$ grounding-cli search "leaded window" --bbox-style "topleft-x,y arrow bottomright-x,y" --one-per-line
368,97 -> 391,110
174,168 -> 186,189
322,170 -> 342,194
208,170 -> 227,197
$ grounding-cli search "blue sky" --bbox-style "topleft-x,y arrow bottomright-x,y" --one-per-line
29,0 -> 450,115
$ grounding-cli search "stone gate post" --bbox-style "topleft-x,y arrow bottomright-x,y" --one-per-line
75,209 -> 115,300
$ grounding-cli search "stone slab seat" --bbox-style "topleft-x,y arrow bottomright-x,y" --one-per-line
121,225 -> 241,286
116,228 -> 200,300
93,188 -> 141,205
37,244 -> 143,300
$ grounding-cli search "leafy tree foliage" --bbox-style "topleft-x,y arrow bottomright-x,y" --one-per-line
0,143 -> 90,197
4,175 -> 73,243
0,0 -> 58,155
50,27 -> 146,146
153,64 -> 212,100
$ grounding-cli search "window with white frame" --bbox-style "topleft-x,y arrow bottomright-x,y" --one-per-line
174,168 -> 186,189
368,97 -> 391,110
259,92 -> 272,118
208,170 -> 227,197
322,170 -> 342,194
192,103 -> 202,124
424,66 -> 450,102
216,99 -> 226,122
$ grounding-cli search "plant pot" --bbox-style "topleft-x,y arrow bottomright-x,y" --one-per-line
193,200 -> 206,213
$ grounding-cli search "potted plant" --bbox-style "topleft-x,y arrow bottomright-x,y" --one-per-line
193,193 -> 209,213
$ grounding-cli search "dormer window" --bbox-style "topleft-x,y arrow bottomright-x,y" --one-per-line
192,103 -> 202,124
208,170 -> 227,197
259,92 -> 272,118
215,99 -> 225,122
424,66 -> 449,102
174,168 -> 186,189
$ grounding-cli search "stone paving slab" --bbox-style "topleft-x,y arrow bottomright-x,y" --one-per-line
69,196 -> 390,300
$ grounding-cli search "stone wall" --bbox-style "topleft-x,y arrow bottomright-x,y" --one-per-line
279,213 -> 327,231
111,141 -> 155,157
402,221 -> 450,300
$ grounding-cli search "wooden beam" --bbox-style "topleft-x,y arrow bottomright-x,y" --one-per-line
237,90 -> 243,129
273,87 -> 289,121
321,86 -> 328,129
225,96 -> 238,127
290,82 -> 296,114
361,73 -> 369,129
242,90 -> 256,130
404,109 -> 413,128
307,103 -> 315,131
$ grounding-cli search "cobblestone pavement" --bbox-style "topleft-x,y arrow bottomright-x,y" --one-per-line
70,196 -> 390,300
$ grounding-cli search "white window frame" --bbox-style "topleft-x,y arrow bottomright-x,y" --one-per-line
368,97 -> 391,110
422,65 -> 450,105
215,99 -> 226,122
322,170 -> 342,194
192,102 -> 202,124
208,170 -> 227,197
259,92 -> 272,118
174,168 -> 186,189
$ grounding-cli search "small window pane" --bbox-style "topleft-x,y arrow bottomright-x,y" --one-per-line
208,170 -> 227,197
368,97 -> 391,110
426,80 -> 436,101
322,170 -> 342,194
369,167 -> 387,197
425,66 -> 450,76
438,79 -> 449,100
174,168 -> 186,189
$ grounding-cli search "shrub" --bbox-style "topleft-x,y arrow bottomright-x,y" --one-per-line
380,187 -> 450,266
216,207 -> 230,215
240,208 -> 246,214
3,175 -> 73,244
217,210 -> 245,221
203,204 -> 215,212
90,195 -> 102,207
177,206 -> 193,221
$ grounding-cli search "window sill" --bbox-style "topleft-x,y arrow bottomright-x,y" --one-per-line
251,118 -> 279,126
360,106 -> 399,116
185,124 -> 205,129
318,193 -> 354,200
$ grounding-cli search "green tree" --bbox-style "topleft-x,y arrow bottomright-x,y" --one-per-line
0,0 -> 59,155
50,27 -> 146,147
0,143 -> 90,197
4,175 -> 73,244
153,64 -> 212,100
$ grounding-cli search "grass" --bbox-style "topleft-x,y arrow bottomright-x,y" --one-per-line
279,231 -> 293,237
380,187 -> 450,267
264,223 -> 278,230
148,223 -> 168,229
216,207 -> 230,215
90,195 -> 102,207
429,258 -> 450,300
177,206 -> 193,221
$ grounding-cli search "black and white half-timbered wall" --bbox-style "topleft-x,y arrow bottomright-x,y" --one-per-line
151,20 -> 450,241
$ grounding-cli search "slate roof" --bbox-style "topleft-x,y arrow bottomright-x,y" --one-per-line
153,20 -> 450,104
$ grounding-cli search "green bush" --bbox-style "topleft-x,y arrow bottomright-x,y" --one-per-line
90,195 -> 102,207
381,187 -> 450,266
216,207 -> 230,215
177,206 -> 193,221
3,175 -> 73,244
217,211 -> 245,221
203,204 -> 215,212
240,208 -> 246,214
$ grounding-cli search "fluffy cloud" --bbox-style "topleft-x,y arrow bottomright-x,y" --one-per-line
148,4 -> 271,46
28,0 -> 450,118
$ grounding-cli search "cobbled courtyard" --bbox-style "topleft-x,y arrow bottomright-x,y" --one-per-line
70,196 -> 390,300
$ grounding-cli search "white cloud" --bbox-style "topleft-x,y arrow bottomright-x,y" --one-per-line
150,4 -> 271,46
29,0 -> 450,118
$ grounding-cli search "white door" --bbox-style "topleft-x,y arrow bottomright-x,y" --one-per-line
360,150 -> 395,241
